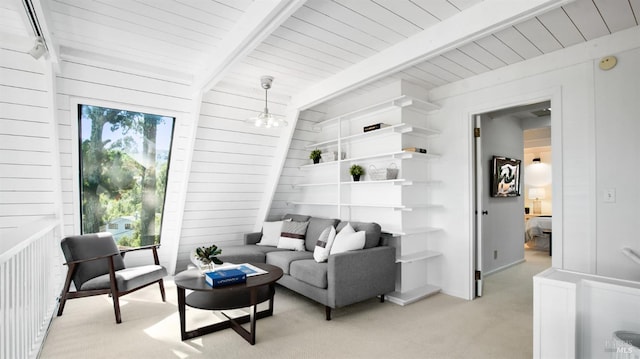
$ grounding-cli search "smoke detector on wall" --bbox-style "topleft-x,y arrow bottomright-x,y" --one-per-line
599,56 -> 617,71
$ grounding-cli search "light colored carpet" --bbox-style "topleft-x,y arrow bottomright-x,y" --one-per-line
39,250 -> 550,359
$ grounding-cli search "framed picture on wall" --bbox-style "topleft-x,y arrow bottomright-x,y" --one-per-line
491,156 -> 521,197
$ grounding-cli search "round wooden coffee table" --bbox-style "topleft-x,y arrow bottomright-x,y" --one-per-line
174,263 -> 283,344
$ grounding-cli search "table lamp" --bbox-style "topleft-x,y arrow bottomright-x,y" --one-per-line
529,187 -> 546,214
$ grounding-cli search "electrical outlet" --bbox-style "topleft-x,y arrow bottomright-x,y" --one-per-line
494,250 -> 498,260
604,188 -> 616,203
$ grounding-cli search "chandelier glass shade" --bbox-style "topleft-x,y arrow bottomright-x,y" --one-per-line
246,76 -> 287,128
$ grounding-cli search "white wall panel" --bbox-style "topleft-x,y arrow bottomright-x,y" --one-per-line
594,46 -> 640,282
0,44 -> 56,238
267,108 -> 325,220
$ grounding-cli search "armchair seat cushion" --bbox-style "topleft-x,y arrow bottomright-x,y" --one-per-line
80,265 -> 167,292
289,259 -> 328,289
266,251 -> 313,274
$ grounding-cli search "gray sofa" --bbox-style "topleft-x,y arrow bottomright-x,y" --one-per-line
217,214 -> 396,320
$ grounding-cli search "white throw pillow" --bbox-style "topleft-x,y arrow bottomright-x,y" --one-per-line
330,223 -> 366,255
257,221 -> 284,246
313,226 -> 336,262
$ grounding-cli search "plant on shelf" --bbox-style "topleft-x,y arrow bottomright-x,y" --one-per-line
309,149 -> 322,164
349,164 -> 364,182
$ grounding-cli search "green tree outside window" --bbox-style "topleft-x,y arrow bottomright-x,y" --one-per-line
79,105 -> 175,247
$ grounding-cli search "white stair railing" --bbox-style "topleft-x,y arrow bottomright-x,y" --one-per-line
0,216 -> 64,359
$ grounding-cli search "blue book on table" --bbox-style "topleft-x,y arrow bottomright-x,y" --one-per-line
205,268 -> 247,287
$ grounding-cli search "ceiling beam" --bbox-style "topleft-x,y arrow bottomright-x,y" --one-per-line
291,0 -> 573,110
194,0 -> 307,94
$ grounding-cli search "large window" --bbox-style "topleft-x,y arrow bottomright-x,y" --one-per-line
78,104 -> 175,247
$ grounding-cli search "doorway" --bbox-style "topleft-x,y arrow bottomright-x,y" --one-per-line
473,101 -> 553,297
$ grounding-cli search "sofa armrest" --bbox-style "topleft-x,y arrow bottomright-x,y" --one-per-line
244,232 -> 262,245
327,246 -> 396,308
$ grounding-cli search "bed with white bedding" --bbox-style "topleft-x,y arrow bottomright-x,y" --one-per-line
525,216 -> 552,250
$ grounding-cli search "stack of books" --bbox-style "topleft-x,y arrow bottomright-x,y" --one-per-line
363,123 -> 390,132
403,147 -> 427,153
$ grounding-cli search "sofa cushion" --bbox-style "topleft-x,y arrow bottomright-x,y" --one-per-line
266,251 -> 314,274
277,220 -> 309,251
305,217 -> 340,251
290,259 -> 328,289
218,245 -> 287,264
336,221 -> 381,249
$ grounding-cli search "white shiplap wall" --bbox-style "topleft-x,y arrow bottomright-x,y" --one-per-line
54,57 -> 195,273
0,39 -> 59,241
176,84 -> 290,271
268,107 -> 326,220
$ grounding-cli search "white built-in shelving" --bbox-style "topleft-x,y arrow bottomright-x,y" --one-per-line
310,94 -> 439,130
293,90 -> 443,306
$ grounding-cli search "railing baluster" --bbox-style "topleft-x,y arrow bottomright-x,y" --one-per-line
0,217 -> 63,359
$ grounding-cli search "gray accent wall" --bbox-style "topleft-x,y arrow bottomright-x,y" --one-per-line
480,114 -> 525,274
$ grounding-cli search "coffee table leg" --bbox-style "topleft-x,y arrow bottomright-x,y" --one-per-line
226,288 -> 258,344
249,289 -> 257,344
178,287 -> 187,340
267,283 -> 275,315
178,284 -> 276,344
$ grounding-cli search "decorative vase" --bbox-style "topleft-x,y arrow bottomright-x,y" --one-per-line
199,262 -> 215,274
313,158 -> 320,164
353,175 -> 360,182
190,249 -> 215,274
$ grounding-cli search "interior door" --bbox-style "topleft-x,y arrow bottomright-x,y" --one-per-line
474,114 -> 484,297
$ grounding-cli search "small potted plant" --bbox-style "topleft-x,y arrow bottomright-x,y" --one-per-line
309,149 -> 322,164
193,244 -> 223,273
349,164 -> 364,181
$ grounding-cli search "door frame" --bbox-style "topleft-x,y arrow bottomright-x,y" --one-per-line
467,87 -> 563,299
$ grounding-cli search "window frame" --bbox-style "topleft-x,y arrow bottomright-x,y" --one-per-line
72,100 -> 177,247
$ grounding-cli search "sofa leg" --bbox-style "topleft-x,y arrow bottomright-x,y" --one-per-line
380,294 -> 385,303
325,306 -> 331,321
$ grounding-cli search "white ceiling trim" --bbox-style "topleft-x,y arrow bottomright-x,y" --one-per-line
194,0 -> 307,94
291,0 -> 574,110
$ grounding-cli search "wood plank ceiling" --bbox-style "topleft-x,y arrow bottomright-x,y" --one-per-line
3,0 -> 639,109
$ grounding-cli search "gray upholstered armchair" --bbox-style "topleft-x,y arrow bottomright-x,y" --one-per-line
57,232 -> 167,323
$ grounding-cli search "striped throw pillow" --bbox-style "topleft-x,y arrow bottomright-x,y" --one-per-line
277,221 -> 309,251
313,226 -> 336,262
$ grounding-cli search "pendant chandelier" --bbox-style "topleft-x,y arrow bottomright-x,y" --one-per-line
246,76 -> 287,128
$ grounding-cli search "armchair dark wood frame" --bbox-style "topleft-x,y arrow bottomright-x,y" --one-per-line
57,244 -> 166,324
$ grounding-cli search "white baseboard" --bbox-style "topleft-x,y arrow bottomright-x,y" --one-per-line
485,258 -> 526,276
